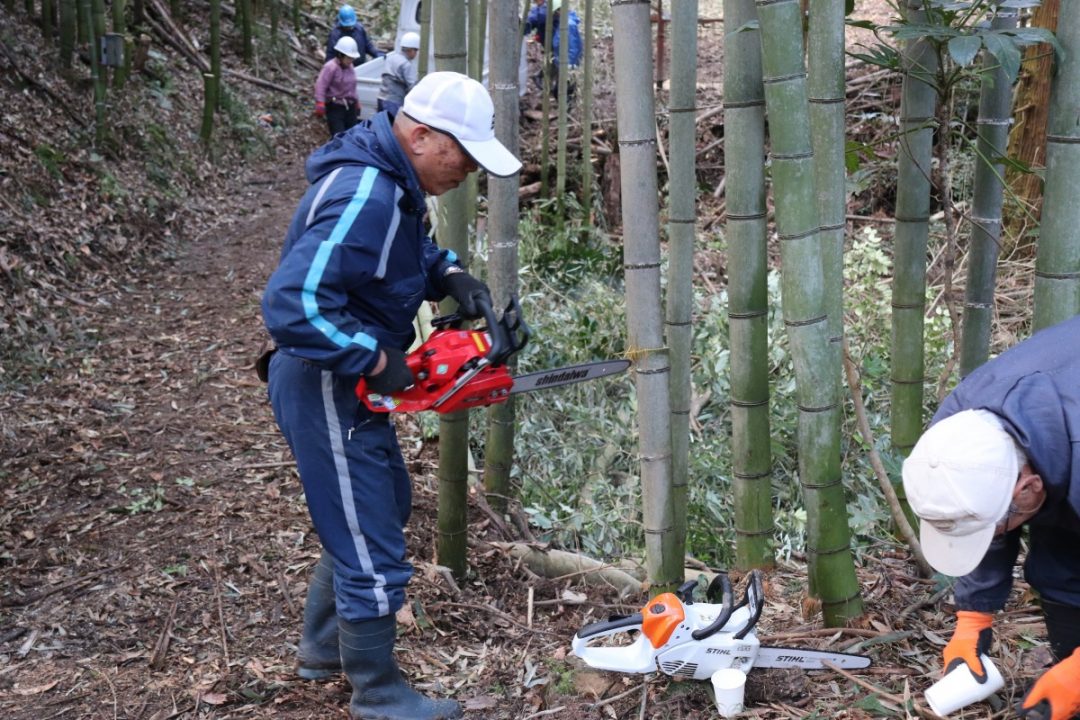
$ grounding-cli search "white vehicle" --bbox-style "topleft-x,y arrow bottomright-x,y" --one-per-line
355,0 -> 527,119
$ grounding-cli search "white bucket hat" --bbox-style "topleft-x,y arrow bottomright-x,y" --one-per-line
402,71 -> 522,178
901,409 -> 1020,577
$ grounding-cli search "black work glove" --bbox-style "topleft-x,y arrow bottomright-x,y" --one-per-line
365,347 -> 414,394
442,267 -> 492,320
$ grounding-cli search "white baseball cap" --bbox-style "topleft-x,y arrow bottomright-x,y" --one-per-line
402,71 -> 522,178
901,409 -> 1020,577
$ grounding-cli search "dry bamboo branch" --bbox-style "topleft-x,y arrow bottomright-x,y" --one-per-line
842,338 -> 934,577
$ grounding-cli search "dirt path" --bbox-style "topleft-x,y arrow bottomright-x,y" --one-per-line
0,136 -> 642,719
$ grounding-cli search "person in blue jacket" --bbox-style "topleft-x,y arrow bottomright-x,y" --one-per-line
261,72 -> 520,720
902,315 -> 1080,720
326,5 -> 382,67
523,0 -> 582,98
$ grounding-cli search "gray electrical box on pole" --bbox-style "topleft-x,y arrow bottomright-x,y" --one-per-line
101,33 -> 125,67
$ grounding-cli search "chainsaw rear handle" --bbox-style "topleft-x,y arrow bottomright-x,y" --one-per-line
733,570 -> 765,640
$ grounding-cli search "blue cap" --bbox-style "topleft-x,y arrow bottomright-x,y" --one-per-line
338,5 -> 356,28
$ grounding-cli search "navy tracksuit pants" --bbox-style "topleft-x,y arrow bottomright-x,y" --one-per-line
268,351 -> 413,621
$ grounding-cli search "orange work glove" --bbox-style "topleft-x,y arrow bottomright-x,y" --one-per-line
1017,648 -> 1080,720
314,101 -> 326,117
942,611 -> 994,681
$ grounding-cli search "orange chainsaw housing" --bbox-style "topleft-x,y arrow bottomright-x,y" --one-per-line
355,327 -> 514,414
642,593 -> 686,649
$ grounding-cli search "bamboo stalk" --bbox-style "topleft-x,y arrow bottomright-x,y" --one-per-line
755,0 -> 862,624
890,0 -> 937,456
434,0 -> 472,580
724,0 -> 772,571
960,10 -> 1016,374
483,0 -> 523,515
1034,0 -> 1080,329
612,0 -> 680,592
665,0 -> 698,562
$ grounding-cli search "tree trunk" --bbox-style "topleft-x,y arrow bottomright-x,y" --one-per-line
210,0 -> 221,109
89,0 -> 106,144
611,0 -> 680,594
959,8 -> 1017,374
540,0 -> 555,198
724,0 -> 772,571
238,0 -> 252,65
555,0 -> 570,230
434,0 -> 471,581
483,0 -> 523,517
756,0 -> 862,625
111,0 -> 128,87
581,0 -> 594,230
418,0 -> 432,76
202,0 -> 221,142
59,0 -> 75,67
91,0 -> 106,86
269,0 -> 279,40
890,0 -> 937,456
41,0 -> 53,43
1034,2 -> 1080,329
665,0 -> 697,562
1004,0 -> 1058,250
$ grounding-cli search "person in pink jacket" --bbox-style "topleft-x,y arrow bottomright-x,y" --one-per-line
315,36 -> 361,136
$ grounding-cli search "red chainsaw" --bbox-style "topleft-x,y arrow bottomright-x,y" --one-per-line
355,296 -> 630,413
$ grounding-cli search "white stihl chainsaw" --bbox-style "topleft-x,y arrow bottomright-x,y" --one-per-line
571,570 -> 871,681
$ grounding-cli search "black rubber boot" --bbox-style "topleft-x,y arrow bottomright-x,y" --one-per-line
296,551 -> 342,680
340,615 -> 462,720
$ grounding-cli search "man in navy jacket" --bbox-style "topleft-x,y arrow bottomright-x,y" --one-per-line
325,4 -> 382,66
903,315 -> 1080,720
262,72 -> 520,720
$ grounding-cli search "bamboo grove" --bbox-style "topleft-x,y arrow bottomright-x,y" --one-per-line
401,0 -> 1074,627
22,0 -> 1075,627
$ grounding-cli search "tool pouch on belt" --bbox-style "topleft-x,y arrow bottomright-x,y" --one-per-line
255,348 -> 276,382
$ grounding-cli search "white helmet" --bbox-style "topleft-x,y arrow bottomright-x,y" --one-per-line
334,36 -> 360,59
400,32 -> 420,50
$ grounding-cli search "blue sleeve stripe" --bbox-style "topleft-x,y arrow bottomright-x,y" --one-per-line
302,166 -> 380,351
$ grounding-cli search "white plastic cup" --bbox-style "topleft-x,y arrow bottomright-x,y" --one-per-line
711,668 -> 746,718
924,655 -> 1005,717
